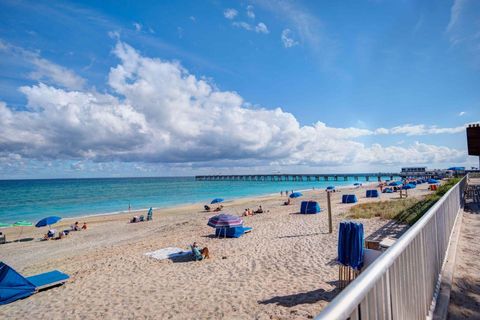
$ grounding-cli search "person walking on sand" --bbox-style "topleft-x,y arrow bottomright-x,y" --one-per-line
128,201 -> 131,213
280,190 -> 283,197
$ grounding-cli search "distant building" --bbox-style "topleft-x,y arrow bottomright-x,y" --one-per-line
401,167 -> 426,176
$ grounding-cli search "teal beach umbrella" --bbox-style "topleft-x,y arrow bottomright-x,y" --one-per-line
13,221 -> 33,238
0,222 -> 12,228
13,221 -> 33,227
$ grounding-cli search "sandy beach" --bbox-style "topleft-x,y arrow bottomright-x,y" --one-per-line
0,183 -> 434,319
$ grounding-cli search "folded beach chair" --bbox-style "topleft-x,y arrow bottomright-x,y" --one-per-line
0,262 -> 69,305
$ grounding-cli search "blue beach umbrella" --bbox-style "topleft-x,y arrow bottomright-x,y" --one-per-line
389,181 -> 403,186
427,179 -> 439,184
353,183 -> 362,186
289,192 -> 303,198
326,186 -> 335,190
402,184 -> 416,190
211,198 -> 224,204
35,216 -> 62,228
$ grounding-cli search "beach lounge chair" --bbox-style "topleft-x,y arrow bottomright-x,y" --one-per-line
0,262 -> 69,305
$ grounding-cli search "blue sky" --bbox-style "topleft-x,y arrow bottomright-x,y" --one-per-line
0,0 -> 479,178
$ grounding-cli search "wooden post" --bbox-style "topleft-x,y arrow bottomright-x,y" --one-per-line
327,191 -> 333,233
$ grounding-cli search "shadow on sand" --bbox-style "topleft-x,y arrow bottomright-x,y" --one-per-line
258,281 -> 341,307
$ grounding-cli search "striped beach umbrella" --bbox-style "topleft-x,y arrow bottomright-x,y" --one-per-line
207,214 -> 243,228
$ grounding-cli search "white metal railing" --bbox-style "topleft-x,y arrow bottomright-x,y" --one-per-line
315,176 -> 467,320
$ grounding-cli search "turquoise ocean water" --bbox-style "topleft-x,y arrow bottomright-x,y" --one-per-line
0,176 -> 398,223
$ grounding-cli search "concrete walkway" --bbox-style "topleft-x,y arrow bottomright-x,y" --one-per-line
447,209 -> 480,319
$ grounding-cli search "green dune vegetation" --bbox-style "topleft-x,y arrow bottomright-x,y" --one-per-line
347,178 -> 461,225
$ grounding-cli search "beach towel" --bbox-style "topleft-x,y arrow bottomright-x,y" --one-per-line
145,247 -> 191,261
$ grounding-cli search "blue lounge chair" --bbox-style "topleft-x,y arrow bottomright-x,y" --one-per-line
0,262 -> 69,305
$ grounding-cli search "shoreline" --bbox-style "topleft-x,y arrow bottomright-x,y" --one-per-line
0,181 -> 380,226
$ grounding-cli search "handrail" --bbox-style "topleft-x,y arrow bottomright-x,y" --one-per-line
315,175 -> 467,320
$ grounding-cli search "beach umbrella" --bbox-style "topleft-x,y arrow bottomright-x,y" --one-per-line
0,222 -> 12,228
326,186 -> 335,190
13,221 -> 33,238
208,213 -> 243,238
35,216 -> 62,228
389,181 -> 403,186
427,179 -> 439,184
13,221 -> 33,227
402,184 -> 416,190
289,192 -> 303,198
353,183 -> 362,186
210,198 -> 224,204
207,214 -> 243,228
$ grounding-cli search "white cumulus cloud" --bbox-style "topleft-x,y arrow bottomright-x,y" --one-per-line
281,28 -> 299,48
224,8 -> 238,20
0,41 -> 467,169
247,5 -> 255,19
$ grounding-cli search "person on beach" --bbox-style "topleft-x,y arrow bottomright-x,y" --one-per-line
44,229 -> 56,240
192,242 -> 209,261
254,206 -> 263,214
71,221 -> 80,231
285,190 -> 289,196
82,222 -> 87,230
280,191 -> 283,197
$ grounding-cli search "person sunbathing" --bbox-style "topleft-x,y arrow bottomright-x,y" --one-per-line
71,221 -> 80,231
192,242 -> 209,261
56,230 -> 68,240
204,205 -> 211,212
283,198 -> 291,205
254,206 -> 263,214
213,205 -> 224,212
44,229 -> 56,240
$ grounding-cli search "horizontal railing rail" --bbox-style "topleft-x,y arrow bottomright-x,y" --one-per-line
315,175 -> 467,320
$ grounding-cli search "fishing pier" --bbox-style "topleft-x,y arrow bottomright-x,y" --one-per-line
195,173 -> 399,182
